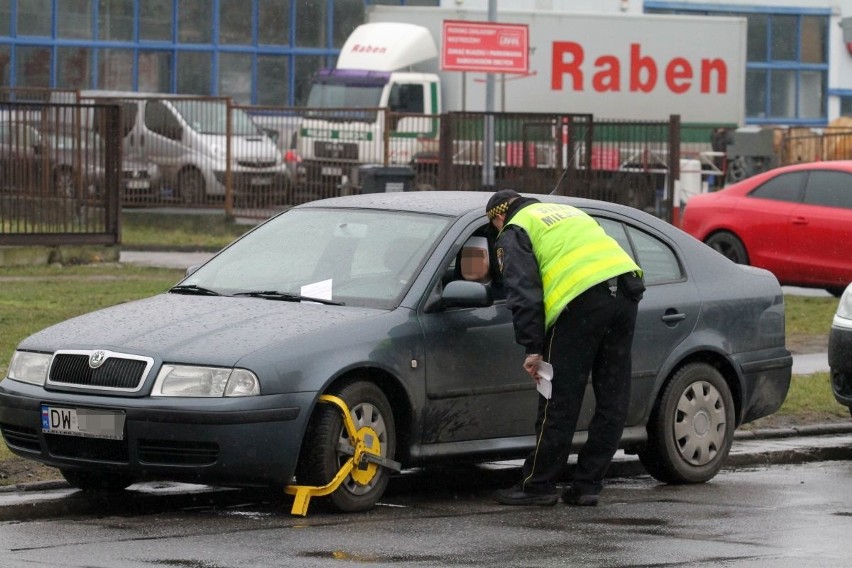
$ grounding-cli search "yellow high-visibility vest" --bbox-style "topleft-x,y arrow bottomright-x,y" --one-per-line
507,203 -> 642,328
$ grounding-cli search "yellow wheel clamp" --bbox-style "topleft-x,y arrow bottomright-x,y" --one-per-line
285,394 -> 401,516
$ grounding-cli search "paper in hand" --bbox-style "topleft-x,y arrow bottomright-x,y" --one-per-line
536,361 -> 554,399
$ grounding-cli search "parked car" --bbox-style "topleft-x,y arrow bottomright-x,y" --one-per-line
0,192 -> 792,512
0,120 -> 160,200
829,282 -> 852,417
680,161 -> 852,296
0,121 -> 104,198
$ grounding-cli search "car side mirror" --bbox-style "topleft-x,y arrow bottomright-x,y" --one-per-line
440,280 -> 492,309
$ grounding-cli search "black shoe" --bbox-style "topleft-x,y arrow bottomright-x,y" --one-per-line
562,488 -> 599,507
494,485 -> 558,506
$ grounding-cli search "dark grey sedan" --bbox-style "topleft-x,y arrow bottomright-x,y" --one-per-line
0,192 -> 792,512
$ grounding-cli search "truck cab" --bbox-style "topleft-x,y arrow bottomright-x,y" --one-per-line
297,23 -> 442,195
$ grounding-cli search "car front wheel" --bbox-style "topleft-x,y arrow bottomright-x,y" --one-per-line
295,379 -> 396,513
705,231 -> 749,265
639,363 -> 735,484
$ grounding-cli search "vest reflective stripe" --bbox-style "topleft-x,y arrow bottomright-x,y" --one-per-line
507,203 -> 641,328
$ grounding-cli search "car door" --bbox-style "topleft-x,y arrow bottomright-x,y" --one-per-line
740,171 -> 806,280
595,215 -> 701,425
418,222 -> 533,444
786,170 -> 852,287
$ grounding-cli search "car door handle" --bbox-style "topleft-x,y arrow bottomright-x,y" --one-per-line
661,310 -> 687,324
792,216 -> 808,225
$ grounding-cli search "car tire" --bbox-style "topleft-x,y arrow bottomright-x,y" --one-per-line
60,468 -> 135,492
177,169 -> 205,205
826,287 -> 846,298
705,231 -> 749,265
295,379 -> 396,513
53,167 -> 75,198
638,362 -> 735,484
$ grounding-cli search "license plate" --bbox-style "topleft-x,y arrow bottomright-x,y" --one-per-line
126,180 -> 150,189
251,176 -> 273,186
41,405 -> 125,440
321,167 -> 343,177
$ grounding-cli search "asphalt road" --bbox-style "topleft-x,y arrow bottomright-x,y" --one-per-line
1,449 -> 852,567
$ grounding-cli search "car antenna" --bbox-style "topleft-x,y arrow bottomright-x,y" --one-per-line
549,144 -> 578,196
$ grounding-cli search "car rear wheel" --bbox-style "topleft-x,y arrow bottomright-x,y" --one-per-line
705,231 -> 749,265
60,468 -> 135,492
177,168 -> 205,205
639,362 -> 735,484
295,379 -> 396,513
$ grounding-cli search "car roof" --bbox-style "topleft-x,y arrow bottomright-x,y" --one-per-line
297,190 -> 649,220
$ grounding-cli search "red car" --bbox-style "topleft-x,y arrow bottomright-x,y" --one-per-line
681,161 -> 852,296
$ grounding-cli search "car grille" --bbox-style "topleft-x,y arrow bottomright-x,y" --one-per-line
1,424 -> 41,453
237,159 -> 277,169
138,439 -> 218,466
47,351 -> 154,392
45,434 -> 129,463
314,141 -> 358,160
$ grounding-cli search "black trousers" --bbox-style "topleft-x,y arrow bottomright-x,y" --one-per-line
520,280 -> 638,496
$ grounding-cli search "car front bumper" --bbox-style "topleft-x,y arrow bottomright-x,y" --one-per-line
0,381 -> 313,488
829,320 -> 852,408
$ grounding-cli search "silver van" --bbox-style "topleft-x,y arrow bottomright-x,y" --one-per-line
73,91 -> 290,205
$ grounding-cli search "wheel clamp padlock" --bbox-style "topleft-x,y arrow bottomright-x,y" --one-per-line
284,394 -> 400,516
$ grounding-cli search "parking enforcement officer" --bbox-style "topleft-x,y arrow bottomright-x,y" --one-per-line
487,189 -> 644,507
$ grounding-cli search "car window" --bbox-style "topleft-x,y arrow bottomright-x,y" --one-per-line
748,171 -> 805,202
596,217 -> 682,285
184,208 -> 451,309
803,171 -> 852,209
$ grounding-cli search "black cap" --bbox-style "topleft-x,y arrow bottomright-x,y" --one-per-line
486,189 -> 521,220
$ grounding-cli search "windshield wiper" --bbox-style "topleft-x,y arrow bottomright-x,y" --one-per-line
232,290 -> 344,306
169,284 -> 221,296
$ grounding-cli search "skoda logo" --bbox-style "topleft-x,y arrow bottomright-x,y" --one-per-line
89,351 -> 107,369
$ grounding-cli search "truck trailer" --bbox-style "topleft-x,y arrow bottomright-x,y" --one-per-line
297,7 -> 747,193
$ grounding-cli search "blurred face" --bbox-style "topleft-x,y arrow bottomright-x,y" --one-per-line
490,213 -> 505,231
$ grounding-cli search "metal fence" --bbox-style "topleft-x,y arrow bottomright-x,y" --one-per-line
1,88 -> 699,247
0,99 -> 121,246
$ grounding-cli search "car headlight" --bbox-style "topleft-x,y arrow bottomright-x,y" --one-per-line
7,351 -> 52,386
837,285 -> 852,321
152,365 -> 260,397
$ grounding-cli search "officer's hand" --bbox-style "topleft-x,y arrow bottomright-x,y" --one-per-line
523,354 -> 543,381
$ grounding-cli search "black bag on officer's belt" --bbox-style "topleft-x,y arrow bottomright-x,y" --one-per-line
618,271 -> 645,302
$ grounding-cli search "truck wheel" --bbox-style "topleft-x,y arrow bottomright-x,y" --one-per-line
725,156 -> 754,184
61,468 -> 135,492
295,379 -> 396,513
177,169 -> 205,205
638,363 -> 735,484
705,231 -> 748,265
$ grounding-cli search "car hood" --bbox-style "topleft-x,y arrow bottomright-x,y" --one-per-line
18,294 -> 385,366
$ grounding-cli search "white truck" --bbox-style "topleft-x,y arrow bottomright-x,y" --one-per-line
298,6 -> 747,192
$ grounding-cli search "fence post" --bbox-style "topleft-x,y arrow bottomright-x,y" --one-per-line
668,114 -> 681,225
225,100 -> 234,217
439,113 -> 453,190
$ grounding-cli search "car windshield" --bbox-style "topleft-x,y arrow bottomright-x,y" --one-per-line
170,100 -> 261,136
181,207 -> 451,309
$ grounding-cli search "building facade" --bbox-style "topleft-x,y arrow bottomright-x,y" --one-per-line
2,0 -> 852,126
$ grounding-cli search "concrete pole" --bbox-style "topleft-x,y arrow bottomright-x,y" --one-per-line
482,0 -> 496,190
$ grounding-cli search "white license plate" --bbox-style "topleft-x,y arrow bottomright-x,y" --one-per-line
126,180 -> 150,189
251,176 -> 273,186
321,167 -> 343,177
41,406 -> 125,440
